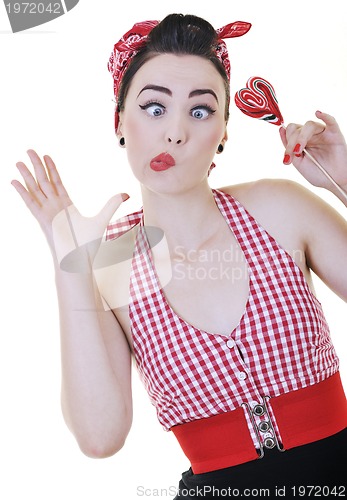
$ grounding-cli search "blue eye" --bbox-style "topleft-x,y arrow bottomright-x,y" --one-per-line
139,102 -> 165,117
191,106 -> 216,120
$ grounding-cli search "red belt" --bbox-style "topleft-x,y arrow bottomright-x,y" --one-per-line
171,372 -> 347,474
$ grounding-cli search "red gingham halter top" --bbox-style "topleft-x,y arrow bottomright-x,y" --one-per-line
106,188 -> 340,450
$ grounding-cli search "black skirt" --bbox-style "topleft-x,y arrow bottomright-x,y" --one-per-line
174,428 -> 347,499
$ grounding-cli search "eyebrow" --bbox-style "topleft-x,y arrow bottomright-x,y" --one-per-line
137,85 -> 172,97
137,85 -> 219,103
189,89 -> 219,103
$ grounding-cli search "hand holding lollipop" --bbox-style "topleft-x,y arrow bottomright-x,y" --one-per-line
234,77 -> 347,201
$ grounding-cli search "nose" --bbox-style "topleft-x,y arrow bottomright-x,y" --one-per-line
166,114 -> 187,145
168,137 -> 182,144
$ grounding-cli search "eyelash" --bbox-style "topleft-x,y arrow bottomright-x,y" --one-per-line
138,101 -> 216,119
139,100 -> 166,116
191,105 -> 216,118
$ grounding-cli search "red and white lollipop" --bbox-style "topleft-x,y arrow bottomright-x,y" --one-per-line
234,76 -> 347,200
235,76 -> 284,125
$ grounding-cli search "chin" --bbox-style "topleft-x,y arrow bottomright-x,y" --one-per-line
142,173 -> 209,197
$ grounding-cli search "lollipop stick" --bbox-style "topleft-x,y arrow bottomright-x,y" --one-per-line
301,148 -> 347,202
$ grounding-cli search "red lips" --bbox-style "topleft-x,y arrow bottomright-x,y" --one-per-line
150,153 -> 176,172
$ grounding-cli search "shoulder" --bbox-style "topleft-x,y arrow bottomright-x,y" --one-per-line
217,178 -> 346,252
218,178 -> 330,227
219,178 -> 315,207
219,179 -> 347,296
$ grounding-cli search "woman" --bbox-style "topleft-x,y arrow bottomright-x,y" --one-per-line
12,13 -> 347,498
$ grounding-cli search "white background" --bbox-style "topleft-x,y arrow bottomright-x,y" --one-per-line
1,1 -> 346,498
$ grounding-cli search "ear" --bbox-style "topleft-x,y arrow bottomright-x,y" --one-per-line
221,128 -> 228,145
116,119 -> 123,140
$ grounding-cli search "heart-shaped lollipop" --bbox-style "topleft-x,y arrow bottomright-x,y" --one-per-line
234,76 -> 347,201
235,76 -> 284,126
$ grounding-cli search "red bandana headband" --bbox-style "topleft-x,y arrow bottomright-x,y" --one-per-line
108,20 -> 251,130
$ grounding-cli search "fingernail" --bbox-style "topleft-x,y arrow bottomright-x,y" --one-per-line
121,193 -> 130,201
293,144 -> 301,153
283,154 -> 291,164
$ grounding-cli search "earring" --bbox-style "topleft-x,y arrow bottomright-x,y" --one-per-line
119,137 -> 125,147
217,144 -> 224,154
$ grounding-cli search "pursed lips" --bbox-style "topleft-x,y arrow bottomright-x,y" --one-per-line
150,153 -> 176,171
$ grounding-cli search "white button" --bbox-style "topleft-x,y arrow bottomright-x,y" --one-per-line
237,371 -> 247,380
226,339 -> 235,348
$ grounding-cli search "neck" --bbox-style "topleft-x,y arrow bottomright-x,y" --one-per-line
141,181 -> 223,251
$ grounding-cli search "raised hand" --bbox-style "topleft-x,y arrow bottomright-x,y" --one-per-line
12,150 -> 129,268
280,111 -> 347,195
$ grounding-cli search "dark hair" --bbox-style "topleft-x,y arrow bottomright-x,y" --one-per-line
117,14 -> 230,121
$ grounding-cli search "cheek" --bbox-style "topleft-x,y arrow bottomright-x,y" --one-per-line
123,115 -> 142,142
123,115 -> 156,154
199,125 -> 224,151
121,116 -> 152,173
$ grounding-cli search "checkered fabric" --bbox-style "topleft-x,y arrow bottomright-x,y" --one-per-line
106,209 -> 143,240
106,189 -> 339,448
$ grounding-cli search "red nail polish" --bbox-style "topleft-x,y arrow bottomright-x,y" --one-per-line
293,144 -> 301,153
283,154 -> 290,164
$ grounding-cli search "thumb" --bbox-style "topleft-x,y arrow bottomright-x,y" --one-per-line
97,193 -> 130,228
315,110 -> 339,132
279,126 -> 288,148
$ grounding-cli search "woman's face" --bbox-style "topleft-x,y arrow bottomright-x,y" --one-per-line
118,53 -> 228,194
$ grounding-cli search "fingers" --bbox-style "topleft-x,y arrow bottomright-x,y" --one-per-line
315,110 -> 339,130
96,193 -> 130,228
14,149 -> 54,203
14,159 -> 47,206
43,154 -> 70,201
13,150 -> 71,207
282,113 -> 328,165
279,126 -> 287,148
27,149 -> 57,198
11,177 -> 42,218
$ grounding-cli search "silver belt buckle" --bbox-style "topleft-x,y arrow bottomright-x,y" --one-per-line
242,396 -> 285,458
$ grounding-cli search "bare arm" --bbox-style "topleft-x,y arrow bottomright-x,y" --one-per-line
280,112 -> 347,300
12,150 -> 132,457
292,184 -> 347,302
57,269 -> 133,458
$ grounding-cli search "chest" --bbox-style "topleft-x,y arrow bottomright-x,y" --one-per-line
104,199 -> 313,350
107,229 -> 250,348
160,237 -> 250,336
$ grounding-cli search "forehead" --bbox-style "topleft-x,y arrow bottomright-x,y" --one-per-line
128,53 -> 226,95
